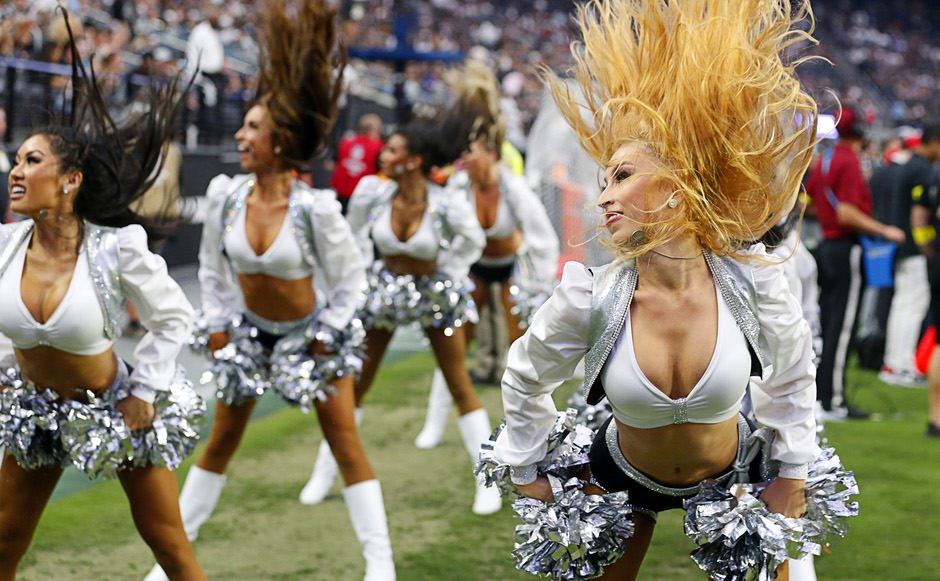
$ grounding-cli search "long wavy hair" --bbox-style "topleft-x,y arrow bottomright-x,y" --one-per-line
255,0 -> 345,169
436,60 -> 506,163
548,0 -> 820,258
37,8 -> 186,236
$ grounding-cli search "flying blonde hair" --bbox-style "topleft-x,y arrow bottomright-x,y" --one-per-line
442,60 -> 506,154
548,0 -> 820,257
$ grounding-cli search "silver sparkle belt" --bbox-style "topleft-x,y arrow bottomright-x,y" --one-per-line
242,310 -> 315,337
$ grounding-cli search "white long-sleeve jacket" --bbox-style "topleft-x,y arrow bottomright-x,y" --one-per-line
0,220 -> 194,403
494,244 -> 820,478
446,165 -> 560,286
198,174 -> 365,333
346,175 -> 486,281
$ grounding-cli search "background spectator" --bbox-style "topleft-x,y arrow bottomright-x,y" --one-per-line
330,114 -> 384,213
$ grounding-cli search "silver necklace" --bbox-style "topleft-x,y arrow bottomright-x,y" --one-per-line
649,248 -> 703,260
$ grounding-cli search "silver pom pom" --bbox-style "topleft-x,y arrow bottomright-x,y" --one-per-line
513,476 -> 633,579
199,316 -> 268,406
683,446 -> 860,580
0,370 -> 67,470
358,263 -> 478,335
269,318 -> 366,413
59,369 -> 206,479
566,387 -> 613,433
477,409 -> 634,579
1,367 -> 205,479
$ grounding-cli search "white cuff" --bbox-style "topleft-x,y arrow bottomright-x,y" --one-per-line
129,384 -> 157,404
777,462 -> 808,480
510,464 -> 538,485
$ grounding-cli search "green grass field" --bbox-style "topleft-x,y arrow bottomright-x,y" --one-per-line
17,352 -> 940,580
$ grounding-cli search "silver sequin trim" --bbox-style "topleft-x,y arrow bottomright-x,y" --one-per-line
584,261 -> 635,403
672,397 -> 690,424
604,415 -> 751,497
242,310 -> 314,336
0,221 -> 33,282
85,224 -> 124,339
704,252 -> 764,368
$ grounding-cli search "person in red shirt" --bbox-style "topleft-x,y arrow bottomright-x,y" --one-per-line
330,114 -> 383,213
805,106 -> 905,420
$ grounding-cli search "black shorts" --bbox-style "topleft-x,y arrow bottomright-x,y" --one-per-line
470,260 -> 515,284
929,256 -> 940,341
587,416 -> 764,518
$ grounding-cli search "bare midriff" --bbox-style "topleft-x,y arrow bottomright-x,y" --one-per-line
238,273 -> 316,321
382,254 -> 438,277
14,347 -> 118,400
482,228 -> 522,259
615,414 -> 740,486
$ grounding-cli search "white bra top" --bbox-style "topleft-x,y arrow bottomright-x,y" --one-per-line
371,204 -> 439,261
223,205 -> 312,280
600,282 -> 750,428
473,189 -> 517,240
0,234 -> 114,356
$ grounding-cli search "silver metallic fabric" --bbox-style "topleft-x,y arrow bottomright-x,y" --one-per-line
683,445 -> 859,580
477,409 -> 635,579
358,262 -> 478,335
565,386 -> 613,435
191,312 -> 365,411
0,365 -> 205,479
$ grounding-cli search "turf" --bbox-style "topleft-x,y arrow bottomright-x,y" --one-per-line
16,353 -> 940,580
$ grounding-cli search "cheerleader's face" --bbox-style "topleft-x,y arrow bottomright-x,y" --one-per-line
235,105 -> 279,173
460,138 -> 497,182
379,133 -> 421,178
597,141 -> 671,245
8,134 -> 76,218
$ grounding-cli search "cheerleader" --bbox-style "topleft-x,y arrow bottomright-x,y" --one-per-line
0,13 -> 204,579
491,0 -> 831,578
298,121 -> 503,516
144,1 -> 394,580
414,62 -> 560,450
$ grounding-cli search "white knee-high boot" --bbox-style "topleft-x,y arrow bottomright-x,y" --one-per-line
414,368 -> 454,449
299,407 -> 364,505
456,408 -> 502,515
343,479 -> 396,581
788,555 -> 817,581
143,465 -> 226,581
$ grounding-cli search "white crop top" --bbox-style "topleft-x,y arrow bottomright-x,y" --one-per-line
223,205 -> 312,280
473,190 -> 517,240
370,204 -> 439,261
0,234 -> 114,356
600,283 -> 750,428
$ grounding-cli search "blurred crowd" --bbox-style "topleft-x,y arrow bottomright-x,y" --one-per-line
2,0 -> 937,146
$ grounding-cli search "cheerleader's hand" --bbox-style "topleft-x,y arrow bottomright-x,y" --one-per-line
208,331 -> 230,352
761,477 -> 806,518
309,340 -> 333,356
517,475 -> 555,503
117,395 -> 156,430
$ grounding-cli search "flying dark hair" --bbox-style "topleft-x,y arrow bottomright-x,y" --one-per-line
392,119 -> 458,176
37,8 -> 186,236
255,0 -> 345,169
